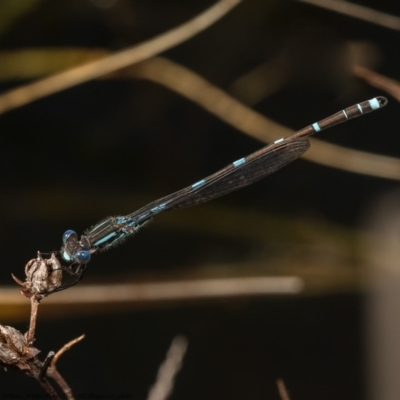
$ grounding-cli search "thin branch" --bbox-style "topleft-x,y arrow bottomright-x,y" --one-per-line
277,379 -> 291,400
37,378 -> 62,400
50,334 -> 85,370
128,57 -> 400,181
298,0 -> 400,31
147,336 -> 188,400
0,0 -> 241,114
42,335 -> 85,400
47,369 -> 75,400
26,296 -> 39,345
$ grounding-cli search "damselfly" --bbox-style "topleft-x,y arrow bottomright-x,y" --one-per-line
27,96 -> 388,294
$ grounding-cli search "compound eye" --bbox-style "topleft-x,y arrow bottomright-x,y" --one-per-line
74,250 -> 91,264
62,230 -> 77,244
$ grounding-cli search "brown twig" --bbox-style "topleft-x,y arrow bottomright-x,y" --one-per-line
47,368 -> 75,400
43,335 -> 85,400
50,334 -> 85,370
26,296 -> 39,345
37,378 -> 61,400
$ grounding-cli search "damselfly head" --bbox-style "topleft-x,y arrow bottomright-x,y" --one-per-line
61,230 -> 91,264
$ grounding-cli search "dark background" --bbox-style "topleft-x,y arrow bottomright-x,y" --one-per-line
0,0 -> 399,399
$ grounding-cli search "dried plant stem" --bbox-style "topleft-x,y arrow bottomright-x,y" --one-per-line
26,296 -> 39,345
38,378 -> 62,400
47,369 -> 75,400
42,334 -> 85,400
50,334 -> 85,369
0,0 -> 240,115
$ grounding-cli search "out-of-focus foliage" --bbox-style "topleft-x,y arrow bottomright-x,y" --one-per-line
0,0 -> 44,37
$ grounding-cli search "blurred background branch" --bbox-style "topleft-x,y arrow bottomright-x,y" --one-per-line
298,0 -> 400,31
0,48 -> 398,178
0,0 -> 240,114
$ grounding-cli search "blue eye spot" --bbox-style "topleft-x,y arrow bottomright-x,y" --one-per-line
63,230 -> 77,244
74,250 -> 91,264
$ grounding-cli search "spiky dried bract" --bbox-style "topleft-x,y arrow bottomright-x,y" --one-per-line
13,252 -> 62,299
